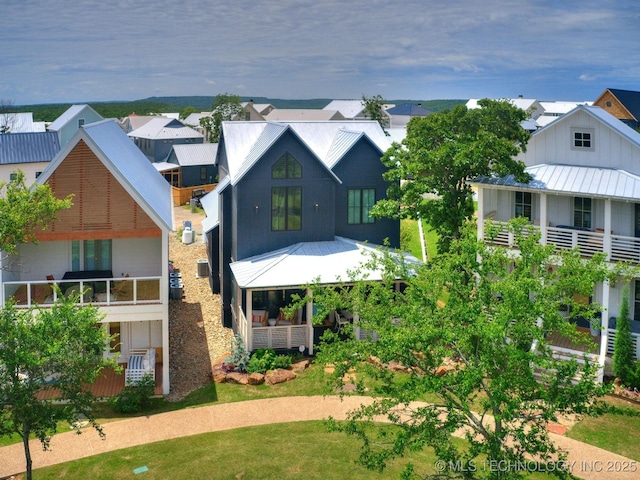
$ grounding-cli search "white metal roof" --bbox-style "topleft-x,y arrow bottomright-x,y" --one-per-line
221,120 -> 391,185
200,177 -> 229,233
48,105 -> 100,131
323,100 -> 365,119
152,161 -> 178,172
39,119 -> 173,231
230,236 -> 419,289
171,143 -> 218,166
0,112 -> 44,133
265,109 -> 345,121
128,117 -> 203,140
473,164 -> 640,200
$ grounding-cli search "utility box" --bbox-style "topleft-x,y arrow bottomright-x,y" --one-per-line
196,259 -> 209,278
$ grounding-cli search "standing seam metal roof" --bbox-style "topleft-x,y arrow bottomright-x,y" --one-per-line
0,132 -> 60,165
38,119 -> 173,231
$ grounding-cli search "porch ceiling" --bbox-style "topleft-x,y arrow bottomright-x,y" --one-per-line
230,236 -> 419,289
473,164 -> 640,200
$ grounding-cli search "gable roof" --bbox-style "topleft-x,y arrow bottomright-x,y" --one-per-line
230,236 -> 419,289
221,121 -> 391,185
48,104 -> 101,131
607,88 -> 640,121
170,143 -> 218,166
128,117 -> 203,140
534,104 -> 640,148
323,100 -> 366,119
0,132 -> 60,165
38,119 -> 173,231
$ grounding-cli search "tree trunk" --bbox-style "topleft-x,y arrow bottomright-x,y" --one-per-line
22,422 -> 33,480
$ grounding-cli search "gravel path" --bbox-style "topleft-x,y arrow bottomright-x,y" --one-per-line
167,206 -> 234,401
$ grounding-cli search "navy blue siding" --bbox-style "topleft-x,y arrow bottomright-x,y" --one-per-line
233,130 -> 337,260
333,139 -> 400,247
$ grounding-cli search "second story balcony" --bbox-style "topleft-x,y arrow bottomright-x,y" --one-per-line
4,275 -> 162,308
477,187 -> 640,263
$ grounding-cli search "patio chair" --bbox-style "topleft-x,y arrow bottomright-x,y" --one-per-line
277,307 -> 302,326
251,309 -> 268,327
334,310 -> 350,332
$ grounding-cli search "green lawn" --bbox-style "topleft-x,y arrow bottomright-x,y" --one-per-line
401,218 -> 438,261
567,395 -> 640,461
33,421 -> 550,480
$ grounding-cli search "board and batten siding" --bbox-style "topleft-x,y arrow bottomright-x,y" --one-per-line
517,110 -> 640,173
37,140 -> 161,241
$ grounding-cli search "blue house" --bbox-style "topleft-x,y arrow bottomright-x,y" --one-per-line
128,117 -> 204,163
202,121 -> 409,352
158,143 -> 218,188
47,104 -> 103,147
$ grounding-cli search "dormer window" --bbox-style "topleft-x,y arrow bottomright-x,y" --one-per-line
272,153 -> 302,179
571,128 -> 594,151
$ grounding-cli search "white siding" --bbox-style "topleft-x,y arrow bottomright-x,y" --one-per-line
112,237 -> 162,277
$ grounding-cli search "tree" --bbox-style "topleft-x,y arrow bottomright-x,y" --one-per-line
612,284 -> 636,386
0,296 -> 116,480
200,93 -> 244,142
0,170 -> 73,255
373,99 -> 531,254
361,94 -> 390,135
1,99 -> 16,134
311,220 -> 616,479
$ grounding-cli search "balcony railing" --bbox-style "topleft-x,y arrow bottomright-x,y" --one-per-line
4,276 -> 162,308
485,221 -> 640,263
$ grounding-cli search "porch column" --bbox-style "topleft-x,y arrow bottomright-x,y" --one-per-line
307,288 -> 314,355
162,232 -> 170,395
476,186 -> 484,241
540,192 -> 548,245
247,290 -> 253,352
604,199 -> 612,260
598,279 -> 611,383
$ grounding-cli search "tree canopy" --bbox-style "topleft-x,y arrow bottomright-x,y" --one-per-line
310,219 -> 618,479
200,92 -> 244,142
0,170 -> 73,254
373,99 -> 531,253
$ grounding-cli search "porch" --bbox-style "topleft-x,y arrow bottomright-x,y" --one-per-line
35,363 -> 164,400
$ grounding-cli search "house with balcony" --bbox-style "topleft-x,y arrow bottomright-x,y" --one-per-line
470,105 -> 640,380
202,120 -> 410,353
0,119 -> 173,395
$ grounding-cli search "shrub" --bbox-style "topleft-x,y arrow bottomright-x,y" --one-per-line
273,354 -> 293,369
225,334 -> 250,372
247,349 -> 293,373
112,374 -> 155,413
613,285 -> 635,385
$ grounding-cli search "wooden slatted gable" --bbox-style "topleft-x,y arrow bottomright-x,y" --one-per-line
36,140 -> 161,241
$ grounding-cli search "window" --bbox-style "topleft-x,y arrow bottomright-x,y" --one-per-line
271,187 -> 301,231
35,171 -> 42,179
72,240 -> 112,271
574,197 -> 592,229
9,172 -> 17,181
571,128 -> 594,150
348,188 -> 376,224
514,191 -> 532,221
78,118 -> 85,128
272,153 -> 302,179
200,166 -> 207,181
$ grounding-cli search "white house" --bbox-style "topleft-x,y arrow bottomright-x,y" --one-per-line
470,105 -> 640,380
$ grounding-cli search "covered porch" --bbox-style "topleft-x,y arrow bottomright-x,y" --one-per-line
229,237 -> 419,353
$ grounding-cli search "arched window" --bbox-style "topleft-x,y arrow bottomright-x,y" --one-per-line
272,153 -> 302,179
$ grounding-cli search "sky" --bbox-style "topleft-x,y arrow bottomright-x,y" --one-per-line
2,0 -> 639,106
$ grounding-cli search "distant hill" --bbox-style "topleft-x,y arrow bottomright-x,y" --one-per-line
12,97 -> 467,123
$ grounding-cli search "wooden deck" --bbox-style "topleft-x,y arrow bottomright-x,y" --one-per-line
36,363 -> 163,400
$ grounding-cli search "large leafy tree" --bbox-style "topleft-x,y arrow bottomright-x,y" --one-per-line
0,297 -> 115,480
312,220 -> 617,479
200,92 -> 244,142
373,99 -> 531,253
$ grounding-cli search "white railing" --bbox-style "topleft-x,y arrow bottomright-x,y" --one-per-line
251,325 -> 308,350
3,277 -> 162,308
607,328 -> 640,359
485,223 -> 614,259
